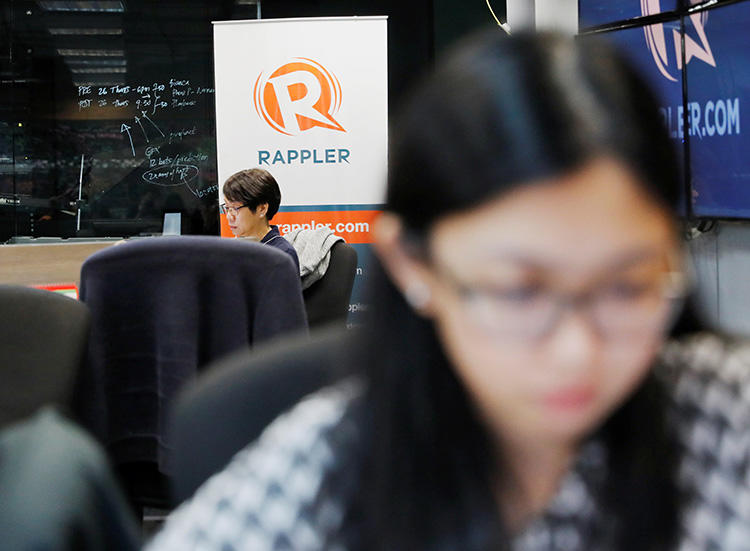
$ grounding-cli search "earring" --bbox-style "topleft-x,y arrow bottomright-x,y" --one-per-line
404,281 -> 431,311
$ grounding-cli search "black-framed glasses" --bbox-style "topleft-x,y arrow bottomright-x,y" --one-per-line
435,255 -> 689,341
220,203 -> 249,216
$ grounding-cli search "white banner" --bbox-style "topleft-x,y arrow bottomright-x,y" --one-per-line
213,16 -> 388,244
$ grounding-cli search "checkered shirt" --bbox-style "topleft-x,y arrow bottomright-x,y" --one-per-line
147,333 -> 750,550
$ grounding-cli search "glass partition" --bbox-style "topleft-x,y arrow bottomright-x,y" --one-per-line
0,0 -> 261,242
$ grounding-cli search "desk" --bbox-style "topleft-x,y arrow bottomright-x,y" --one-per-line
0,241 -> 117,287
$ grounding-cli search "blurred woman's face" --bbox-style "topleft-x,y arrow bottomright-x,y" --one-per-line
423,157 -> 681,450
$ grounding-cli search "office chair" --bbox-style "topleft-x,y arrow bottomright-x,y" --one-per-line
303,241 -> 358,328
169,328 -> 348,505
0,285 -> 90,428
0,407 -> 140,551
73,236 -> 308,510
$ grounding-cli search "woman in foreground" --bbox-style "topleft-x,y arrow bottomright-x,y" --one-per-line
149,32 -> 750,550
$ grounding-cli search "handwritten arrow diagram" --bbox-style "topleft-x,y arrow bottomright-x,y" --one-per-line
134,116 -> 149,143
121,123 -> 135,157
141,112 -> 165,138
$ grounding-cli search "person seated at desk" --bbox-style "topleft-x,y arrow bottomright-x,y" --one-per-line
221,168 -> 300,273
147,32 -> 750,550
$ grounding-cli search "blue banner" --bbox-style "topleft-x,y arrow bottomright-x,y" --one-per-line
686,3 -> 750,217
580,0 -> 679,29
595,19 -> 686,212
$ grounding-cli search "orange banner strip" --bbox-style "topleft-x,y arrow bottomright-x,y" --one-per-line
221,210 -> 380,244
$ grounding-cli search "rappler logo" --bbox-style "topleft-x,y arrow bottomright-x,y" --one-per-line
253,58 -> 345,136
642,0 -> 716,82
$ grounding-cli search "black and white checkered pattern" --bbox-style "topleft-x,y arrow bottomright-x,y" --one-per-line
148,334 -> 750,550
660,334 -> 750,551
147,381 -> 360,550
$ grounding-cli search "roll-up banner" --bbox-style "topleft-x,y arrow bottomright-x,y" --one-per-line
213,16 -> 388,324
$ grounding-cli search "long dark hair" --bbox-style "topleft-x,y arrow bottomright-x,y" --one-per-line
347,31 -> 700,550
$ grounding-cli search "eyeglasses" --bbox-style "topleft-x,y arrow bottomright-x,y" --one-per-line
220,203 -> 249,216
435,258 -> 688,341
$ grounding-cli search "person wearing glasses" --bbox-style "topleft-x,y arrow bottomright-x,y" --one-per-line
221,168 -> 300,273
148,32 -> 749,550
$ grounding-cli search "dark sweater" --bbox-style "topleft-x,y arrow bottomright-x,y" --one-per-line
262,225 -> 300,275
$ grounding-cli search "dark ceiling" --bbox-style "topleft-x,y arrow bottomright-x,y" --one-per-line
1,0 -> 439,108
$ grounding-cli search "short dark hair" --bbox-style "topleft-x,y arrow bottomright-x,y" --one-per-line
222,168 -> 281,221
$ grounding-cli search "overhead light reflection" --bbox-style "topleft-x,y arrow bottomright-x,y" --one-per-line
73,78 -> 125,86
58,48 -> 125,56
65,58 -> 126,66
49,28 -> 123,35
70,67 -> 127,73
38,1 -> 125,13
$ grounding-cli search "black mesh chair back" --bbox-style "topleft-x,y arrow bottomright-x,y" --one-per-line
73,236 -> 307,509
169,329 -> 346,504
303,241 -> 357,328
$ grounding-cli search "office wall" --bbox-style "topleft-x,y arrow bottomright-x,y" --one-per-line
688,223 -> 750,336
507,0 -> 578,33
535,0 -> 578,33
